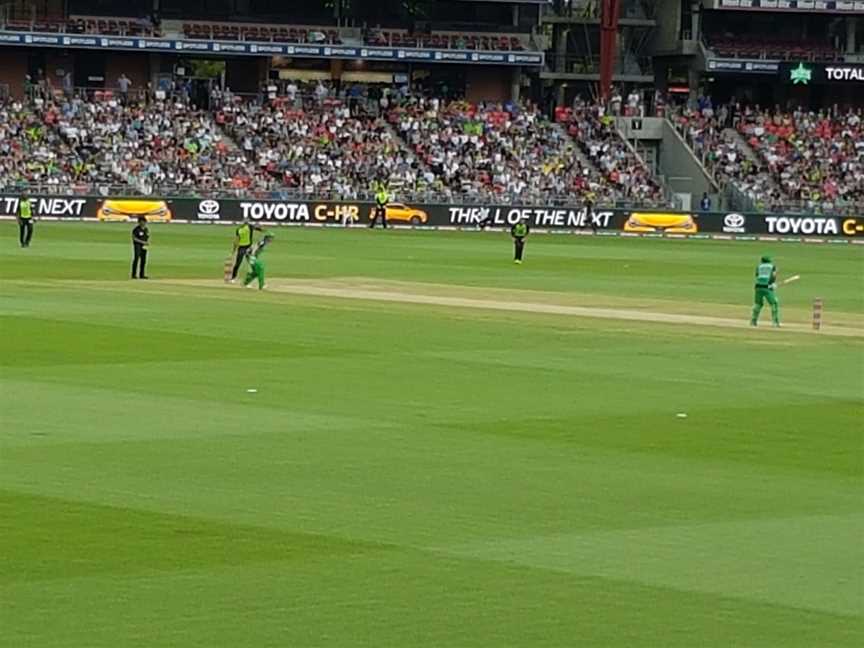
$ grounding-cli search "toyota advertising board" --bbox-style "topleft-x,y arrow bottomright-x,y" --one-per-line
1,194 -> 861,242
722,213 -> 748,234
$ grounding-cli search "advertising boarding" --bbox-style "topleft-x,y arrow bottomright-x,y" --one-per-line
1,194 -> 861,242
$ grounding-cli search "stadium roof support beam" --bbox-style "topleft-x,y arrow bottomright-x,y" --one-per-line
600,0 -> 621,101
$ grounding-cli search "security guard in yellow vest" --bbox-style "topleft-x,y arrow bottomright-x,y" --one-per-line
370,185 -> 390,229
230,219 -> 263,282
17,196 -> 34,248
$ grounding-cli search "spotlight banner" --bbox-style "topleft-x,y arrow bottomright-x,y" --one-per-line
0,195 -> 861,241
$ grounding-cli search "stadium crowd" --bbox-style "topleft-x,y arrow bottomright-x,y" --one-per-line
674,99 -> 864,213
390,97 -> 587,203
738,106 -> 864,213
218,95 -> 422,197
6,78 -> 861,214
0,85 -> 670,206
0,93 -> 252,195
557,98 -> 664,206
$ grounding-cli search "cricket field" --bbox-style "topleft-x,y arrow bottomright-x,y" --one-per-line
1,222 -> 863,647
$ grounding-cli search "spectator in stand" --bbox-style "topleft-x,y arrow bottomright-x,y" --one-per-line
700,192 -> 711,212
314,80 -> 329,105
626,89 -> 642,117
285,80 -> 298,106
118,74 -> 131,104
610,89 -> 623,116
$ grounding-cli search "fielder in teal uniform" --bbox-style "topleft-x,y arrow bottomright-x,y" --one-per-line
243,234 -> 274,290
751,255 -> 780,327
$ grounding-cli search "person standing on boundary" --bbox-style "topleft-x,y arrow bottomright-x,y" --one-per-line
751,255 -> 780,327
244,233 -> 274,290
511,217 -> 530,264
230,219 -> 263,283
17,195 -> 34,248
131,216 -> 150,279
370,183 -> 390,228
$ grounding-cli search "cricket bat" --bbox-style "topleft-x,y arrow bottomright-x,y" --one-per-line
223,248 -> 237,283
781,274 -> 801,285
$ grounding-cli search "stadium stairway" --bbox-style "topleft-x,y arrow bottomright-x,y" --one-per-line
659,117 -> 720,208
382,116 -> 438,192
726,127 -> 783,194
726,127 -> 761,164
552,121 -> 596,173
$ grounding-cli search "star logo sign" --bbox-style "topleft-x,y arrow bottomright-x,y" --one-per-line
790,63 -> 812,85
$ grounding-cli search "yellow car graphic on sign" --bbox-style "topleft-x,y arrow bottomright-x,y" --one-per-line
624,212 -> 697,234
97,199 -> 173,223
368,203 -> 428,225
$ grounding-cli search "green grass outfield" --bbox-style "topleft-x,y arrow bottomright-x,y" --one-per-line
1,222 -> 863,647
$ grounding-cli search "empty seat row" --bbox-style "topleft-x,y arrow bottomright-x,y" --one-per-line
183,22 -> 339,44
367,31 -> 524,51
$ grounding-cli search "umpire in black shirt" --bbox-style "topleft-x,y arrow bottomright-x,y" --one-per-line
131,216 -> 150,279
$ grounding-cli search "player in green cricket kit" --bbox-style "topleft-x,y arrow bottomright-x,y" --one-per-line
511,217 -> 529,263
17,195 -> 34,248
243,233 -> 274,290
230,219 -> 263,282
751,255 -> 780,327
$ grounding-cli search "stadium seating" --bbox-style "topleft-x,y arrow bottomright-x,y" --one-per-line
6,15 -> 163,37
673,104 -> 864,213
182,21 -> 340,44
388,97 -> 662,205
0,90 -> 671,206
12,88 -> 863,214
218,94 -> 420,197
705,35 -> 841,62
555,102 -> 663,205
0,94 -> 249,195
365,29 -> 525,51
0,15 -> 529,50
738,107 -> 864,212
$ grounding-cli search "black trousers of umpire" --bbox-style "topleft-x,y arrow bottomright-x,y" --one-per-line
132,243 -> 148,278
370,205 -> 388,228
513,237 -> 526,261
231,245 -> 250,279
18,218 -> 33,247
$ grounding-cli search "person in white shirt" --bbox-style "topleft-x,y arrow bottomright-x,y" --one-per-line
610,90 -> 622,116
627,89 -> 641,116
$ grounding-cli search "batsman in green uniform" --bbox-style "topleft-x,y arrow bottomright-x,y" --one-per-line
751,255 -> 780,327
243,234 -> 274,290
